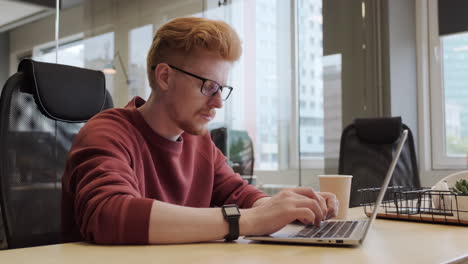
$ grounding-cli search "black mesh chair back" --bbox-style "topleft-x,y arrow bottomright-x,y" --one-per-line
338,117 -> 420,207
0,59 -> 113,249
211,127 -> 255,181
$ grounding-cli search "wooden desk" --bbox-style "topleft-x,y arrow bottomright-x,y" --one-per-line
1,208 -> 467,264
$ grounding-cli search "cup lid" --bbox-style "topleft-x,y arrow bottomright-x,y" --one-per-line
318,175 -> 353,178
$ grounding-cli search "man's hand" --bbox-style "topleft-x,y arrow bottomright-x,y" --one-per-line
317,191 -> 339,220
240,187 -> 338,236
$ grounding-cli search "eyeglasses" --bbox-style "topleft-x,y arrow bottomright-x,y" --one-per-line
151,64 -> 233,101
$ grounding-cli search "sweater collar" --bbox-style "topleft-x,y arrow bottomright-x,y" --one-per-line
127,96 -> 183,155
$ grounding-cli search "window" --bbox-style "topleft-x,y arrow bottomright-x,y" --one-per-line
128,24 -> 153,99
441,34 -> 468,156
84,32 -> 115,95
309,101 -> 315,109
428,0 -> 468,169
204,0 -> 340,177
33,34 -> 84,67
300,100 -> 306,110
310,69 -> 315,78
207,0 -> 293,171
33,32 -> 115,96
310,53 -> 315,61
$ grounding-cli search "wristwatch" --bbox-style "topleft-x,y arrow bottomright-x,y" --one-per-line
221,204 -> 241,241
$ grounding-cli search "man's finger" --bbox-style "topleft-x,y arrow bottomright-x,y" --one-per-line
292,197 -> 324,225
290,187 -> 327,220
294,208 -> 316,226
318,192 -> 339,219
287,187 -> 326,206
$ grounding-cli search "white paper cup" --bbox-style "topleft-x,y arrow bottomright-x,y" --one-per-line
319,175 -> 353,219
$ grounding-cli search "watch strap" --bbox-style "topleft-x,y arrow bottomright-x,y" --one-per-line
224,217 -> 239,241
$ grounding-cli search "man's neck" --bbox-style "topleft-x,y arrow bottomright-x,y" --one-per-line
137,94 -> 182,142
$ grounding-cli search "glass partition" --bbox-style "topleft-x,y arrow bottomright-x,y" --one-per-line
2,0 -> 376,194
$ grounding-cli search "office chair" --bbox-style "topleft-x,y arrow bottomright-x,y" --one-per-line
210,127 -> 255,183
338,117 -> 420,207
0,59 -> 113,249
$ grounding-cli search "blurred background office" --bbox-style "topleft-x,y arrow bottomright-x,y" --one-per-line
0,0 -> 466,190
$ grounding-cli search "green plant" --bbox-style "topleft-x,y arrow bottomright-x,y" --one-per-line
229,137 -> 244,162
453,179 -> 468,195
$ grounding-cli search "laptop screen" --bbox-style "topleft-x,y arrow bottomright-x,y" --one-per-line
360,129 -> 408,241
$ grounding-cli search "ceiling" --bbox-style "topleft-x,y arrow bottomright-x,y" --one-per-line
0,0 -> 50,31
0,0 -> 83,33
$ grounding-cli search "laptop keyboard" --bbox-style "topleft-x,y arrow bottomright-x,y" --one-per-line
291,221 -> 359,239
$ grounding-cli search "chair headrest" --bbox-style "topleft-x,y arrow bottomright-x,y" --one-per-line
18,59 -> 107,122
354,117 -> 402,144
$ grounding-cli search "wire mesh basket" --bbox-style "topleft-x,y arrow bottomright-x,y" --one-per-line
358,186 -> 468,226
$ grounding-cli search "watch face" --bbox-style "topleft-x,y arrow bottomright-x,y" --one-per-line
224,206 -> 240,216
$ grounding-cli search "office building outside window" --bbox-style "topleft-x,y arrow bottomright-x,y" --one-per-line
441,33 -> 468,156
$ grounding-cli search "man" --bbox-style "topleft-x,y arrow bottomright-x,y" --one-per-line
62,17 -> 338,245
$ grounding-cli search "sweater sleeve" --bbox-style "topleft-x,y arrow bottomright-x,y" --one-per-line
64,121 -> 153,244
210,144 -> 269,208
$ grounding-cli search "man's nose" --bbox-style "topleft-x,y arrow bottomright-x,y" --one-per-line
208,90 -> 223,109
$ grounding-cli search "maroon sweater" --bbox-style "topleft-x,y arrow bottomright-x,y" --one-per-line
61,97 -> 267,244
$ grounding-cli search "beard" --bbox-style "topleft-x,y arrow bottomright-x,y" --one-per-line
167,103 -> 210,136
178,119 -> 208,136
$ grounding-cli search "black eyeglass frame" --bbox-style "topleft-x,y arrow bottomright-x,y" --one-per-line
151,64 -> 233,101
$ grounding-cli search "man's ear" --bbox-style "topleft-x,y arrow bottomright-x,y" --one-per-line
155,63 -> 170,91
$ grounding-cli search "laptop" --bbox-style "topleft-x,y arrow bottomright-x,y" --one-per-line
245,129 -> 409,246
